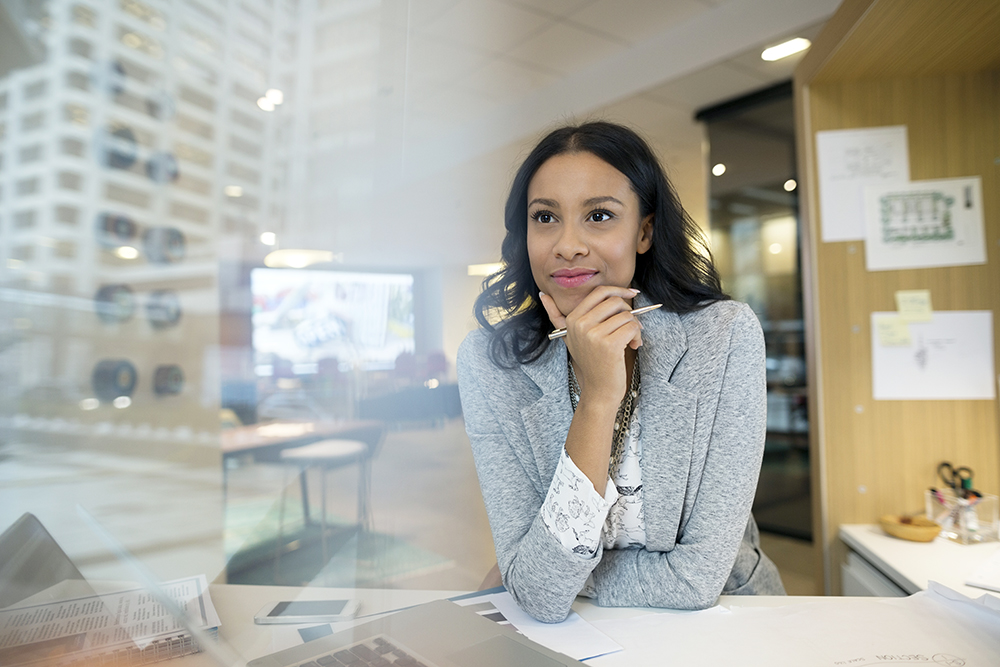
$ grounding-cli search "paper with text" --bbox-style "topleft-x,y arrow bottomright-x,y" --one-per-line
871,311 -> 995,400
816,126 -> 909,242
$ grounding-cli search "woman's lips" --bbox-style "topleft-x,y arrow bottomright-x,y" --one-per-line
551,269 -> 597,289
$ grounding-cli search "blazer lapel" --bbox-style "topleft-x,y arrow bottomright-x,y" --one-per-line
519,340 -> 572,492
637,307 -> 698,550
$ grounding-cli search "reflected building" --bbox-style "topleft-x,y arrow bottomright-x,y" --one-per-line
0,0 -> 304,426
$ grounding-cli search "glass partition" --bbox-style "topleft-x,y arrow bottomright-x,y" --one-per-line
700,84 -> 812,541
0,0 -> 494,593
2,2 -> 814,620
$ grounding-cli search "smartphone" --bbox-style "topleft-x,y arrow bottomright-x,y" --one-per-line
254,599 -> 361,624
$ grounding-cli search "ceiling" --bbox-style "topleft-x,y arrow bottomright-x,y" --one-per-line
316,0 -> 839,267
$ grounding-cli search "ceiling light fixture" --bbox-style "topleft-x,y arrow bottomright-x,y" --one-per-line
224,185 -> 244,197
265,88 -> 284,105
784,179 -> 797,192
712,163 -> 726,177
115,246 -> 139,259
264,249 -> 336,268
467,262 -> 503,276
761,37 -> 811,62
260,232 -> 277,246
257,96 -> 275,111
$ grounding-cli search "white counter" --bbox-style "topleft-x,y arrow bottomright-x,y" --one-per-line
840,523 -> 1000,597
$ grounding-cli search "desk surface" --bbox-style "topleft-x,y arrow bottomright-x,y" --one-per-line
175,585 -> 838,667
840,523 -> 1000,597
221,421 -> 384,456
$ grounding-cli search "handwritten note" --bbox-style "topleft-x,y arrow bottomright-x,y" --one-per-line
871,311 -> 996,400
875,315 -> 911,346
816,126 -> 910,242
895,290 -> 933,322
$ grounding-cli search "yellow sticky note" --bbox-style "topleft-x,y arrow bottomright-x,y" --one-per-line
895,289 -> 933,322
876,316 -> 912,346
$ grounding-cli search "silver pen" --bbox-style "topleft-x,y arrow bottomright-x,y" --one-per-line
547,303 -> 663,340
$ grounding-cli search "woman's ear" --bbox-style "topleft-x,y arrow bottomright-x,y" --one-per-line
636,215 -> 654,254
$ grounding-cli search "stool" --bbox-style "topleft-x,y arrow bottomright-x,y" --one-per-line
275,439 -> 372,575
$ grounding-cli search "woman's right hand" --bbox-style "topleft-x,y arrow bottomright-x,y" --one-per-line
538,286 -> 642,409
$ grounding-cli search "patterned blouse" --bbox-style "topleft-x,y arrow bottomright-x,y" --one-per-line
539,406 -> 645,597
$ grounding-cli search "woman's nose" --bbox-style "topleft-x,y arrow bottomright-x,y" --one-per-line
554,223 -> 587,259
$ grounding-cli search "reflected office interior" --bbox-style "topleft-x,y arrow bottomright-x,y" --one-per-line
700,84 -> 812,542
1,0 -> 819,596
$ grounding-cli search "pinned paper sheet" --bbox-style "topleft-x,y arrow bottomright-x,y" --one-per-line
864,177 -> 987,271
816,125 -> 910,242
874,315 -> 911,346
895,289 -> 933,322
871,310 -> 996,400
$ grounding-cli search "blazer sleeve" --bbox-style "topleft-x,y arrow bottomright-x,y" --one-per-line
457,335 -> 602,623
588,305 -> 767,609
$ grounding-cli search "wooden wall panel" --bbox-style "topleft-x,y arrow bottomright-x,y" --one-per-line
803,71 -> 1000,593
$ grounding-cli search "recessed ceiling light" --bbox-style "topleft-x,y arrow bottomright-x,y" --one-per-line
260,232 -> 277,246
265,88 -> 284,105
265,249 -> 335,268
761,37 -> 811,62
115,246 -> 139,259
257,96 -> 275,111
712,163 -> 726,177
784,179 -> 797,192
224,185 -> 244,197
467,262 -> 503,276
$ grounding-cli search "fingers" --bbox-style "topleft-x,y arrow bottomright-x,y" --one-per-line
573,286 -> 640,318
587,310 -> 643,351
537,292 -> 567,330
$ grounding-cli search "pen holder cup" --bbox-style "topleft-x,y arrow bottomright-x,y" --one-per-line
925,489 -> 999,545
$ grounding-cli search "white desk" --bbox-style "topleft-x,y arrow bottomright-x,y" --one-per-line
840,523 -> 1000,597
174,585 -> 838,667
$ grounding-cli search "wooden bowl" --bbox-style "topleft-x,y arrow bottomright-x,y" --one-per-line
879,515 -> 941,542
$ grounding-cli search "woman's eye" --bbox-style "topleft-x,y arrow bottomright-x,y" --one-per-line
532,211 -> 554,224
589,210 -> 612,222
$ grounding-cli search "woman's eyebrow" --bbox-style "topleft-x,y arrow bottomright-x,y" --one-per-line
582,196 -> 624,207
527,197 -> 559,208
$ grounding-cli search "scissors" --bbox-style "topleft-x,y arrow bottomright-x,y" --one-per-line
937,461 -> 975,498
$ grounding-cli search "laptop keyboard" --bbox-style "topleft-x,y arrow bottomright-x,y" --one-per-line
298,636 -> 433,667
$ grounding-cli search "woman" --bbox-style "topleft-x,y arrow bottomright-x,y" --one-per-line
457,121 -> 784,623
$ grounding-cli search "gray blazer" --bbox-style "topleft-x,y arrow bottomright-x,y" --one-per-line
457,298 -> 784,623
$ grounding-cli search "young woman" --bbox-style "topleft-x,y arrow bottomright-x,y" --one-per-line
457,121 -> 784,623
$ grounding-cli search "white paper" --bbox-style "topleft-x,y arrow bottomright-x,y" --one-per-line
0,575 -> 218,665
864,177 -> 987,271
270,592 -> 623,661
454,591 -> 622,661
589,589 -> 1000,667
816,126 -> 909,242
871,311 -> 995,400
966,547 -> 1000,593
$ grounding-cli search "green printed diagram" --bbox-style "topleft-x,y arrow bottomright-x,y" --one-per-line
879,191 -> 955,243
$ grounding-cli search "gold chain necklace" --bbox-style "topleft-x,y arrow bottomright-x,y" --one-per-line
567,355 -> 641,476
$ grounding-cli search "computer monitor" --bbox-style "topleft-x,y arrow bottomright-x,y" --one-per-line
250,268 -> 415,374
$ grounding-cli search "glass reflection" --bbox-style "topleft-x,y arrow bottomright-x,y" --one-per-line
0,0 -> 495,599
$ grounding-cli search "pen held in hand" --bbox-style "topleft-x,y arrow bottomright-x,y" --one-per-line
547,303 -> 663,340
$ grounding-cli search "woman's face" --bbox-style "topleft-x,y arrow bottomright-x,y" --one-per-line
526,151 -> 653,316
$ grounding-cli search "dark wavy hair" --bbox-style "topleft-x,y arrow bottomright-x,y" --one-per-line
474,121 -> 727,367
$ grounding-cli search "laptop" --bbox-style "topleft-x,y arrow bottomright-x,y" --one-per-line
0,513 -> 90,610
246,598 -> 581,667
2,512 -> 580,667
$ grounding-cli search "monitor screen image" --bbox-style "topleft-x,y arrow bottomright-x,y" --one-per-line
251,268 -> 415,373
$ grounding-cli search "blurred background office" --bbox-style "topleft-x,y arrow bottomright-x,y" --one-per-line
0,0 -> 840,595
